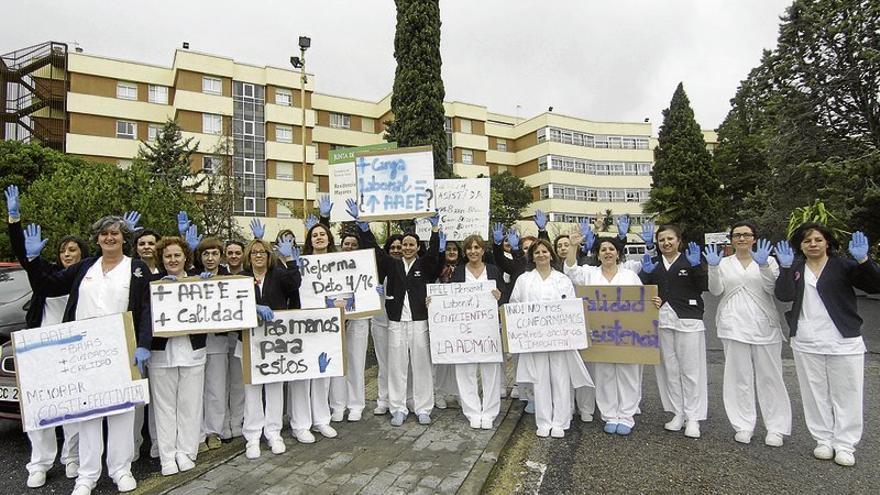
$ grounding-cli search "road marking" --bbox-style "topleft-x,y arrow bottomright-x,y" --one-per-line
524,460 -> 547,493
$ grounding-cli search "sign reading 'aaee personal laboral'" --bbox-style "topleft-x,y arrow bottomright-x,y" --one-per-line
427,290 -> 502,365
355,145 -> 435,221
12,312 -> 150,432
242,308 -> 346,385
501,299 -> 589,353
150,276 -> 258,336
416,178 -> 491,241
328,142 -> 397,222
298,249 -> 382,318
578,285 -> 660,365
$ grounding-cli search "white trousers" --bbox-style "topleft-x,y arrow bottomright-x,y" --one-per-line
793,350 -> 863,453
287,380 -> 313,430
371,317 -> 390,408
133,369 -> 158,454
76,410 -> 135,488
594,363 -> 642,428
435,364 -> 458,397
656,328 -> 708,421
388,320 -> 434,415
329,319 -> 370,414
455,362 -> 501,422
722,339 -> 791,435
243,382 -> 284,443
202,352 -> 229,439
310,378 -> 332,427
27,424 -> 78,474
225,352 -> 245,438
531,352 -> 573,430
574,361 -> 597,416
150,365 -> 205,467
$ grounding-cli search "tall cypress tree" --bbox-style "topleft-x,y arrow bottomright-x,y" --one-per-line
385,0 -> 450,178
644,83 -> 723,242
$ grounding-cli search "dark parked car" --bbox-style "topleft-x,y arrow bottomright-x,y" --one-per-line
0,262 -> 30,420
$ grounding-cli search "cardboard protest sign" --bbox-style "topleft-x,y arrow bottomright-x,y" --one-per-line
415,178 -> 490,241
298,249 -> 382,318
426,281 -> 497,297
150,276 -> 257,336
12,312 -> 150,431
501,299 -> 589,353
242,308 -> 346,385
428,291 -> 502,364
354,145 -> 435,221
328,142 -> 397,222
578,285 -> 660,365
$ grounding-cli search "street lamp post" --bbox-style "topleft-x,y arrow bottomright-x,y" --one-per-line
290,36 -> 311,219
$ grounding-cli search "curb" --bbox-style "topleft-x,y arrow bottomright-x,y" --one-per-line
457,397 -> 524,494
131,439 -> 246,495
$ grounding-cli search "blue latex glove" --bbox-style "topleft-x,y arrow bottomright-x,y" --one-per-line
641,253 -> 659,274
752,238 -> 772,266
376,284 -> 385,298
185,224 -> 202,252
492,223 -> 505,245
289,246 -> 302,267
775,241 -> 795,268
849,231 -> 870,262
24,223 -> 48,258
5,185 -> 20,219
579,220 -> 595,254
427,210 -> 441,228
249,218 -> 265,240
123,211 -> 141,231
507,228 -> 520,252
199,271 -> 213,279
256,305 -> 274,322
318,352 -> 331,373
318,195 -> 333,218
641,220 -> 655,248
534,209 -> 548,231
304,214 -> 319,231
685,241 -> 702,267
162,274 -> 178,281
345,198 -> 360,220
703,244 -> 722,266
438,231 -> 447,252
133,347 -> 151,375
617,215 -> 630,239
177,211 -> 190,236
277,238 -> 294,258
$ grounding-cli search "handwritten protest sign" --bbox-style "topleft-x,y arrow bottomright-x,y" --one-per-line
355,145 -> 435,221
328,142 -> 397,222
426,281 -> 497,297
578,285 -> 660,365
428,291 -> 502,364
12,312 -> 150,431
501,299 -> 588,353
298,249 -> 381,318
242,308 -> 345,385
415,178 -> 490,241
150,276 -> 257,336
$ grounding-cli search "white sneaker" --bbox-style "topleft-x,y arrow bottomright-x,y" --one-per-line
834,451 -> 855,467
765,432 -> 784,447
330,410 -> 345,422
115,473 -> 137,492
481,417 -> 494,430
524,402 -> 535,414
71,484 -> 92,495
499,387 -> 508,399
26,471 -> 46,488
734,430 -> 753,444
373,404 -> 389,415
435,397 -> 447,409
150,444 -> 159,459
161,462 -> 179,476
510,386 -> 520,399
469,418 -> 481,429
313,424 -> 337,438
295,429 -> 316,444
664,415 -> 685,432
65,462 -> 79,479
536,427 -> 550,438
580,412 -> 593,423
245,441 -> 261,459
418,413 -> 431,425
684,421 -> 701,439
270,438 -> 287,455
550,427 -> 565,438
348,410 -> 362,422
175,452 -> 195,472
813,444 -> 834,460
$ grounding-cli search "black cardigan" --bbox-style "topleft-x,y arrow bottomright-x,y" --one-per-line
775,256 -> 880,338
639,253 -> 708,320
450,263 -> 508,305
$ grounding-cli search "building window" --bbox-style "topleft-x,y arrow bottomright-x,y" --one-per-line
460,118 -> 472,134
202,76 -> 222,95
243,196 -> 256,213
202,113 -> 222,135
361,117 -> 375,134
116,120 -> 136,139
276,161 -> 294,180
277,202 -> 292,219
242,83 -> 255,98
330,113 -> 351,129
462,149 -> 474,165
147,124 -> 161,142
244,121 -> 255,136
148,85 -> 168,104
497,139 -> 507,152
244,158 -> 256,174
275,89 -> 292,106
276,125 -> 293,143
116,82 -> 137,100
203,156 -> 222,173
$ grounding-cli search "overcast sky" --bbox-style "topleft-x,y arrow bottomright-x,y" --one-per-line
2,0 -> 792,134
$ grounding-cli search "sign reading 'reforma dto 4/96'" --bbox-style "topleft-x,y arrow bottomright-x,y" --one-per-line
149,276 -> 258,337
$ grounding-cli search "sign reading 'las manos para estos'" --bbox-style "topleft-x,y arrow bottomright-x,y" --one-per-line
354,145 -> 435,221
149,276 -> 258,336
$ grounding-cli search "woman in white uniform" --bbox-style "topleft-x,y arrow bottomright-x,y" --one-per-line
369,234 -> 403,415
704,222 -> 791,447
223,240 -> 246,439
509,238 -> 593,438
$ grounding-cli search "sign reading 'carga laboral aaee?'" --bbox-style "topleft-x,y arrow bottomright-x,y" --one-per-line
501,299 -> 589,353
298,249 -> 382,318
427,282 -> 502,364
355,145 -> 435,221
328,142 -> 397,223
149,276 -> 258,336
578,285 -> 660,365
12,312 -> 150,431
242,308 -> 345,385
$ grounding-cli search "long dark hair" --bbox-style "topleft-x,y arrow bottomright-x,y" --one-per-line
789,222 -> 839,257
303,223 -> 336,255
57,235 -> 90,264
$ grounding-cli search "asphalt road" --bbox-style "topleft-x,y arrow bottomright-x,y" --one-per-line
485,294 -> 880,495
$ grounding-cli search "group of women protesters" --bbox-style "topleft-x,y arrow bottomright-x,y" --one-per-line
5,183 -> 880,495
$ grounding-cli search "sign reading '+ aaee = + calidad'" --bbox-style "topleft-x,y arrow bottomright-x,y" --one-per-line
150,276 -> 258,336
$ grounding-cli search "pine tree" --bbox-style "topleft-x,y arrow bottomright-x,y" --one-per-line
135,119 -> 200,191
644,83 -> 723,242
385,0 -> 450,178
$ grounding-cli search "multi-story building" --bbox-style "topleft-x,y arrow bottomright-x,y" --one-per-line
3,42 -> 668,239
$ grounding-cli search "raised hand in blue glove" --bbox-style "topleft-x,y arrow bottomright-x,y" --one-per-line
289,246 -> 302,267
318,195 -> 333,218
24,223 -> 48,258
492,223 -> 505,245
617,215 -> 630,239
641,253 -> 659,274
249,218 -> 265,240
256,304 -> 274,322
277,237 -> 295,259
534,209 -> 548,231
185,224 -> 203,252
703,244 -> 722,266
438,230 -> 447,252
318,352 -> 331,373
304,214 -> 319,231
579,220 -> 595,254
123,211 -> 141,232
507,228 -> 520,252
849,231 -> 870,262
752,238 -> 772,266
427,210 -> 441,228
199,271 -> 213,279
177,211 -> 190,236
133,347 -> 151,375
775,241 -> 794,268
641,220 -> 655,248
685,241 -> 702,267
345,198 -> 360,220
5,185 -> 20,219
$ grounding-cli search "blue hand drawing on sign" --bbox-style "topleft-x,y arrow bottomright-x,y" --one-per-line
318,352 -> 331,373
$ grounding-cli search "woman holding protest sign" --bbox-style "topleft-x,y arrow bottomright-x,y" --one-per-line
639,224 -> 708,439
774,224 -> 880,466
704,222 -> 791,447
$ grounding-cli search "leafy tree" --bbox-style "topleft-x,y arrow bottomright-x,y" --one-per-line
384,0 -> 450,178
644,83 -> 723,242
198,134 -> 243,241
487,171 -> 531,228
600,209 -> 614,232
135,119 -> 200,191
